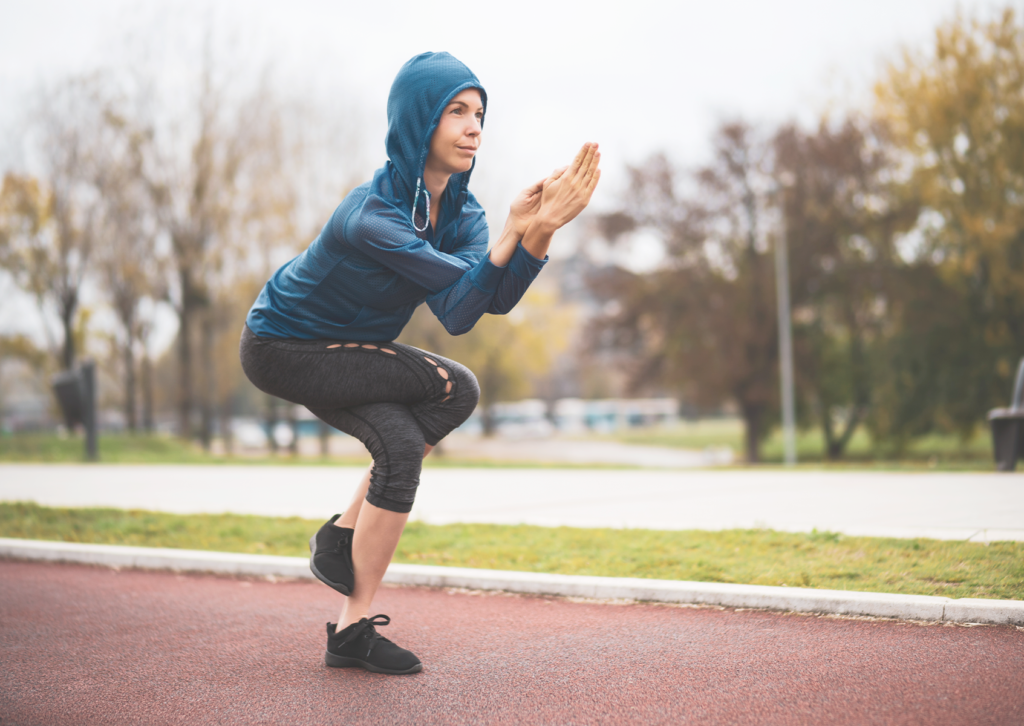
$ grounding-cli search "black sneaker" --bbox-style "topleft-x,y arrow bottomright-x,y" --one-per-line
309,514 -> 354,596
325,615 -> 423,675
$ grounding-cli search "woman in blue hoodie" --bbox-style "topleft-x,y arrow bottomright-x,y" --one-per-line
240,51 -> 600,674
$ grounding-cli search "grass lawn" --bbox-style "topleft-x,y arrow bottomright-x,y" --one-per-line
0,432 -> 235,464
2,502 -> 1019,601
607,419 -> 994,470
0,432 -> 627,469
0,428 -> 997,471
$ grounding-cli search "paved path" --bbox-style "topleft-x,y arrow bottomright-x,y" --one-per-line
436,434 -> 729,467
293,433 -> 723,467
3,464 -> 1023,541
2,560 -> 1021,725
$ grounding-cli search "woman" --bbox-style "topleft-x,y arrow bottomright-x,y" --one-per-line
240,51 -> 600,675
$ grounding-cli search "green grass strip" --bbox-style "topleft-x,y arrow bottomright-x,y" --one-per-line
0,433 -> 636,469
605,421 -> 994,468
1,502 -> 1020,601
0,431 -> 998,470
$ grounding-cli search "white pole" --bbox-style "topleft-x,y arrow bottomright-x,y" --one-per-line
775,213 -> 797,465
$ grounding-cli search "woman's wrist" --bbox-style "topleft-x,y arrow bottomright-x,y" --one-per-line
508,212 -> 531,238
528,213 -> 559,236
488,217 -> 521,267
521,216 -> 556,259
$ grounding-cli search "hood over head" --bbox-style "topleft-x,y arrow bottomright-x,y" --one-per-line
385,52 -> 487,228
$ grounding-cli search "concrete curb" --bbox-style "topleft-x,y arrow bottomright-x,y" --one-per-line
3,538 -> 1022,626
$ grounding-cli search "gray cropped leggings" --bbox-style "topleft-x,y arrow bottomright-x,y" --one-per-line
239,325 -> 480,514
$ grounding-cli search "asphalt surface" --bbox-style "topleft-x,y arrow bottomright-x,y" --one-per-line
4,464 -> 1023,542
2,560 -> 1022,725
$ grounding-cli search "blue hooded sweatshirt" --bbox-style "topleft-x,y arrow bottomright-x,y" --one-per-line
245,52 -> 547,341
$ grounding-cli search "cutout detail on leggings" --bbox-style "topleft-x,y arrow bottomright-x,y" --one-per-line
436,367 -> 449,380
326,344 -> 341,349
445,381 -> 452,393
423,356 -> 436,365
344,343 -> 359,348
362,344 -> 378,350
381,348 -> 396,355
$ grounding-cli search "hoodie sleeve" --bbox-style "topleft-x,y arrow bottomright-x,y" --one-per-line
343,193 -> 546,335
424,216 -> 547,335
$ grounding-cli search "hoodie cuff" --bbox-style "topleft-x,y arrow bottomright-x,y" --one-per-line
509,242 -> 548,280
469,255 -> 505,294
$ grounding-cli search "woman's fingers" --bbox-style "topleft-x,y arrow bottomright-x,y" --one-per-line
569,143 -> 589,174
574,144 -> 599,184
580,143 -> 596,173
533,143 -> 602,230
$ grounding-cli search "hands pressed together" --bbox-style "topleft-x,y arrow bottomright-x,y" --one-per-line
509,142 -> 601,240
489,142 -> 600,268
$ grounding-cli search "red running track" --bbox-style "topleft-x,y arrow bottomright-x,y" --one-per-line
1,560 -> 1021,725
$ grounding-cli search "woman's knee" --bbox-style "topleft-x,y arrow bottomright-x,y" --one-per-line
446,359 -> 480,409
370,416 -> 426,469
364,420 -> 425,514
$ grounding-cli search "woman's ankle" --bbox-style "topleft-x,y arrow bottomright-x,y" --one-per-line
338,611 -> 367,630
335,512 -> 357,528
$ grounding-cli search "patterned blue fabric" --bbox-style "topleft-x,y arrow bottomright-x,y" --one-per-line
246,51 -> 547,341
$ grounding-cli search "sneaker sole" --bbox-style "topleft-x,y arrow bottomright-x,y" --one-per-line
308,534 -> 353,597
325,651 -> 423,675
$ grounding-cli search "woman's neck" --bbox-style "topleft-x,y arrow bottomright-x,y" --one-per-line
421,167 -> 449,229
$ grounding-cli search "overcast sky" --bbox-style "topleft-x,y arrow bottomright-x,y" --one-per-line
3,0 -> 996,196
0,0 -> 1004,346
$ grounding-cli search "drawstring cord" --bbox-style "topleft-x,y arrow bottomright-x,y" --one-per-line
411,177 -> 430,232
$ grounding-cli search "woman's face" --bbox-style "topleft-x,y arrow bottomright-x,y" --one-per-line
425,88 -> 484,177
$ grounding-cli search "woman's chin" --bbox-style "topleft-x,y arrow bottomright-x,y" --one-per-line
430,155 -> 474,177
449,154 -> 476,174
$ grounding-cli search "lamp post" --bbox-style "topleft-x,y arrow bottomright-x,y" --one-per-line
80,359 -> 98,461
775,189 -> 797,466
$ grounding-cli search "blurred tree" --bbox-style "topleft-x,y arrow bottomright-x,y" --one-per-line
0,333 -> 50,430
0,174 -> 51,320
0,334 -> 47,367
864,263 -> 975,451
0,77 -> 111,372
875,7 -> 1024,436
591,123 -> 778,462
204,88 -> 309,452
774,117 -> 918,459
141,67 -> 240,442
136,53 -> 292,445
91,90 -> 165,432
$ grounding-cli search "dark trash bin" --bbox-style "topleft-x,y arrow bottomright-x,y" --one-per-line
988,409 -> 1024,472
988,358 -> 1024,472
50,360 -> 97,461
51,369 -> 84,429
